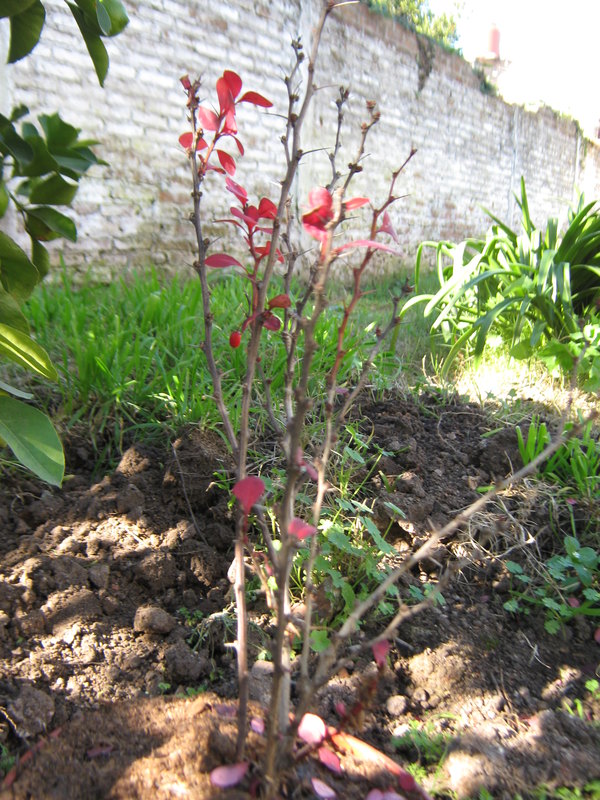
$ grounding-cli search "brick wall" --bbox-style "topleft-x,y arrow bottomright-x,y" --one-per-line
3,0 -> 599,279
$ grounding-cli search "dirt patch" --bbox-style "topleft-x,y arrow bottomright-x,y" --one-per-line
1,392 -> 599,798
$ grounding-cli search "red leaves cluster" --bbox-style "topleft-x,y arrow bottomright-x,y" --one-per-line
301,187 -> 399,259
179,70 -> 272,178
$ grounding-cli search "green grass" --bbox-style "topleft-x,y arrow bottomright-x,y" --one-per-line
4,267 -> 426,467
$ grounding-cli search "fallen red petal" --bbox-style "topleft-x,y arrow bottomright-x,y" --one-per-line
318,746 -> 342,774
311,777 -> 336,799
298,712 -> 326,744
210,762 -> 249,788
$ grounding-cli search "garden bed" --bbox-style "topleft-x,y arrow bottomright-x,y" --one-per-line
1,392 -> 599,798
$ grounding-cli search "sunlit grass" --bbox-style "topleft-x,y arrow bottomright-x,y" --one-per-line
12,267 -> 425,464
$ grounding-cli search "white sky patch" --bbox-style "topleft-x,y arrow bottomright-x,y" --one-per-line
427,0 -> 600,137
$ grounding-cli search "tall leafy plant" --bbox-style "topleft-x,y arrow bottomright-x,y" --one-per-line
410,178 -> 600,386
0,0 -> 128,484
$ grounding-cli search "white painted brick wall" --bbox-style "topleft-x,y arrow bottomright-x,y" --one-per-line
1,0 -> 599,279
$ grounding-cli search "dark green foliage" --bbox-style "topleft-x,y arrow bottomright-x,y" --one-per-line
0,0 -> 128,484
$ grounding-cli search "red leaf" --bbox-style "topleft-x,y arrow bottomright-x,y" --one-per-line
318,747 -> 342,774
303,221 -> 329,243
225,177 -> 248,204
298,712 -> 326,744
239,90 -> 273,108
377,210 -> 399,243
268,294 -> 291,309
210,762 -> 249,788
223,70 -> 242,99
335,239 -> 398,254
197,107 -> 219,131
233,136 -> 245,155
217,76 -> 235,115
311,777 -> 336,799
217,150 -> 236,176
233,475 -> 265,516
344,196 -> 370,210
372,639 -> 390,668
178,132 -> 193,149
289,518 -> 316,540
196,138 -> 208,151
230,207 -> 261,229
205,253 -> 243,268
223,108 -> 238,135
261,311 -> 281,331
258,197 -> 278,219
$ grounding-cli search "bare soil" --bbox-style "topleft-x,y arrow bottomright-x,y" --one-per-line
1,392 -> 599,799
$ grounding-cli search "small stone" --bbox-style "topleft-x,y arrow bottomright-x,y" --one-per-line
8,686 -> 55,738
412,687 -> 429,706
14,609 -> 46,637
101,594 -> 119,616
133,605 -> 176,635
135,552 -> 178,590
386,694 -> 408,716
249,660 -> 274,705
164,640 -> 210,683
89,563 -> 110,590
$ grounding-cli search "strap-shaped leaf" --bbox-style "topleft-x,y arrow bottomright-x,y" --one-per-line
8,0 -> 45,62
0,322 -> 58,379
0,231 -> 40,300
0,395 -> 64,486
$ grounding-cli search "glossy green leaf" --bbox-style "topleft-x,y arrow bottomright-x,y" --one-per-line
26,207 -> 77,242
39,113 -> 80,149
0,287 -> 29,334
8,0 -> 45,62
31,239 -> 50,278
0,395 -> 64,486
30,174 -> 78,205
0,322 -> 57,379
96,1 -> 111,34
99,0 -> 129,35
0,115 -> 34,166
68,4 -> 109,85
0,231 -> 40,300
0,0 -> 37,17
18,131 -> 59,177
0,183 -> 9,218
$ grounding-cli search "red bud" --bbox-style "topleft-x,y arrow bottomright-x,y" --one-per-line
229,331 -> 242,348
